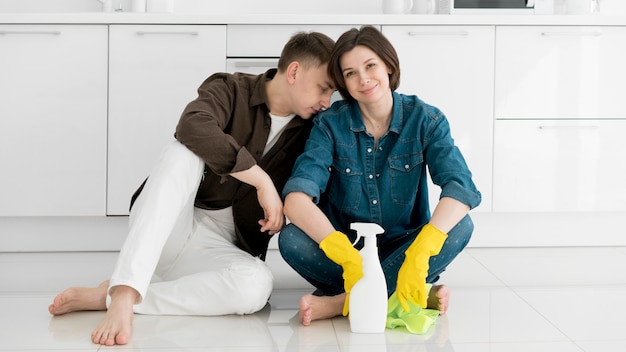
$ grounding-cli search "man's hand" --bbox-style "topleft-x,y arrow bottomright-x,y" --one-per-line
256,184 -> 285,235
230,165 -> 285,235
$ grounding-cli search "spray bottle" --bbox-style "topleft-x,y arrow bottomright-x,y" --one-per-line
349,222 -> 388,333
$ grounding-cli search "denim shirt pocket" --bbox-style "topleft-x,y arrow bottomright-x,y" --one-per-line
389,153 -> 423,205
328,159 -> 362,211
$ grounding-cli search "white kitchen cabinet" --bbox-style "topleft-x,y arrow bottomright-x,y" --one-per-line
107,25 -> 226,215
383,26 -> 495,212
493,119 -> 626,212
0,25 -> 108,216
493,26 -> 626,213
227,24 -> 367,58
495,26 -> 626,120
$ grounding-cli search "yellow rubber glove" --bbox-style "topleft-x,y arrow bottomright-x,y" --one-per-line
319,231 -> 363,316
396,224 -> 448,312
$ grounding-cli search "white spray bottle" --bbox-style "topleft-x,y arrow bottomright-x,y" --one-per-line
348,222 -> 388,333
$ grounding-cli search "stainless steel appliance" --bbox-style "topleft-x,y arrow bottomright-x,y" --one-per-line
449,0 -> 554,14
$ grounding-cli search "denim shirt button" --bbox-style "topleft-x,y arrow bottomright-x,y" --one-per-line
372,199 -> 378,205
404,164 -> 410,169
368,174 -> 374,179
345,168 -> 351,173
367,148 -> 373,153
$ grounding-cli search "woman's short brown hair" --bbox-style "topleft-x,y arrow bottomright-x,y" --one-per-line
328,25 -> 401,101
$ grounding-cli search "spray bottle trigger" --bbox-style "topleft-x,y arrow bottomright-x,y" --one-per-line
349,222 -> 385,245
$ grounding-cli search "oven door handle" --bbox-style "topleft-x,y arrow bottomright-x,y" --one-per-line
232,60 -> 279,69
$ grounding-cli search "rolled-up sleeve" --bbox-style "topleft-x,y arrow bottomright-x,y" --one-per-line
283,176 -> 322,204
282,116 -> 334,204
440,180 -> 482,210
175,74 -> 257,182
425,107 -> 482,210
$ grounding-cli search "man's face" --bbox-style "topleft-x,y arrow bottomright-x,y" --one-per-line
292,63 -> 335,119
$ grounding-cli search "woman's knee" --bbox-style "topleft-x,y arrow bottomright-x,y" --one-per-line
277,224 -> 313,263
435,214 -> 474,263
448,214 -> 474,250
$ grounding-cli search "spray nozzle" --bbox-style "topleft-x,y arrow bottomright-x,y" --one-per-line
350,222 -> 384,245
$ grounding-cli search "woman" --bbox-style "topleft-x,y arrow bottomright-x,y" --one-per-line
278,25 -> 481,326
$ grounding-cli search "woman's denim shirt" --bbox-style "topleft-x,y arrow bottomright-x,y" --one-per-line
283,92 -> 481,242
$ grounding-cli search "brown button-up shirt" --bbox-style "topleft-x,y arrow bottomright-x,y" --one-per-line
133,69 -> 313,260
131,69 -> 312,260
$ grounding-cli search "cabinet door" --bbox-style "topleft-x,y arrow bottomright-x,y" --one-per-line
227,24 -> 367,57
107,25 -> 226,215
495,26 -> 626,119
0,25 -> 107,216
493,120 -> 626,212
383,26 -> 495,212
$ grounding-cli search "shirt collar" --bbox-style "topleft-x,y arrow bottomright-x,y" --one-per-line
249,68 -> 277,108
349,91 -> 402,135
253,68 -> 307,128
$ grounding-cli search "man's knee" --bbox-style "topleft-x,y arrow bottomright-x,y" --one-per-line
233,259 -> 274,314
161,141 -> 204,176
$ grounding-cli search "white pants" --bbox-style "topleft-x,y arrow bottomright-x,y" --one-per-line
108,141 -> 274,316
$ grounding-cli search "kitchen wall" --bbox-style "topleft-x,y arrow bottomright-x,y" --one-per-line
0,0 -> 381,14
0,0 -> 625,15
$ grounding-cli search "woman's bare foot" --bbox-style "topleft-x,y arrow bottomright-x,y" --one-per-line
90,285 -> 137,346
299,293 -> 345,326
427,285 -> 450,314
48,281 -> 109,315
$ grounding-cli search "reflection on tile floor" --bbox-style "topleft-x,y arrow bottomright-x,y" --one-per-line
1,247 -> 625,351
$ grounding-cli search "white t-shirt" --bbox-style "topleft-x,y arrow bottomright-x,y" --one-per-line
263,113 -> 296,156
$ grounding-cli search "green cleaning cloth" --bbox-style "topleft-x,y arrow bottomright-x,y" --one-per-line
386,284 -> 440,334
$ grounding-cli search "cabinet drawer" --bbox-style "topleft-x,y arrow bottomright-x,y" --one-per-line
495,26 -> 626,119
227,24 -> 367,57
493,120 -> 626,212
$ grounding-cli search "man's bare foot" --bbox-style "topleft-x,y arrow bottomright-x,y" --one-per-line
299,293 -> 344,326
48,281 -> 109,316
427,285 -> 450,314
90,285 -> 137,346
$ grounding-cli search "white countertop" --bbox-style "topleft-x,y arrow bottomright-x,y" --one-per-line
1,13 -> 625,26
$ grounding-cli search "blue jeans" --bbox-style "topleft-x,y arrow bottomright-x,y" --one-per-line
278,215 -> 474,297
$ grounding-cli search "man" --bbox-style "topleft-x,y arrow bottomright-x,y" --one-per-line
48,31 -> 336,346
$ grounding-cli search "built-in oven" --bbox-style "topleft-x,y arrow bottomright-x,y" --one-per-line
225,58 -> 279,76
449,0 -> 554,14
226,25 -> 359,105
225,57 -> 343,105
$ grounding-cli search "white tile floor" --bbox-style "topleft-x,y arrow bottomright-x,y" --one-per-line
1,246 -> 626,351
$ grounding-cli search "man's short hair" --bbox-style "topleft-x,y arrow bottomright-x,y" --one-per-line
277,32 -> 335,72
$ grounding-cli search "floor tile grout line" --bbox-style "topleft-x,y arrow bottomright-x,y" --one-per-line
464,249 -> 586,348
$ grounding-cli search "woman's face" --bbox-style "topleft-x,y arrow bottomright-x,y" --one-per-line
339,45 -> 392,104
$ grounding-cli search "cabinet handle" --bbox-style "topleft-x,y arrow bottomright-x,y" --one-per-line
0,31 -> 61,35
135,31 -> 199,36
538,125 -> 599,130
540,31 -> 602,37
233,60 -> 279,68
407,31 -> 469,37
